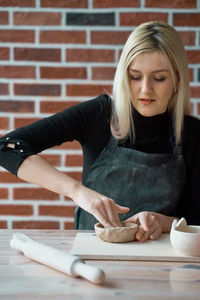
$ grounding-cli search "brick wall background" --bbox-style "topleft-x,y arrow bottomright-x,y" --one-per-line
0,0 -> 200,230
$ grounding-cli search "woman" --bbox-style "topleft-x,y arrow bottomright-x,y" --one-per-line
0,21 -> 200,242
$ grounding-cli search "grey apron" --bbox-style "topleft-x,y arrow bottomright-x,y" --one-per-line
75,123 -> 186,230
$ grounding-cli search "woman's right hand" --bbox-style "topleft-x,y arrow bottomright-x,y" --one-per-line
71,183 -> 130,228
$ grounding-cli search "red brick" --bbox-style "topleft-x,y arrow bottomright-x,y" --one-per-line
14,48 -> 61,62
64,221 -> 74,229
0,65 -> 35,79
40,67 -> 87,79
173,14 -> 200,27
14,117 -> 41,129
39,205 -> 75,217
145,0 -> 196,8
41,0 -> 87,8
189,68 -> 193,82
0,100 -> 34,113
186,50 -> 200,64
0,221 -> 7,229
13,221 -> 59,229
91,31 -> 130,45
92,67 -> 116,80
0,83 -> 8,95
66,48 -> 115,62
94,0 -> 139,7
190,87 -> 200,98
198,104 -> 200,115
65,154 -> 83,167
120,13 -> 168,26
0,0 -> 35,7
0,117 -> 9,130
54,140 -> 81,150
0,12 -> 8,24
0,188 -> 8,199
14,12 -> 61,26
0,204 -> 33,215
39,154 -> 61,167
40,100 -> 81,114
0,47 -> 9,60
67,84 -> 112,96
0,30 -> 34,43
65,171 -> 82,181
178,31 -> 195,46
14,84 -> 61,96
14,188 -> 59,200
40,30 -> 86,44
0,172 -> 24,183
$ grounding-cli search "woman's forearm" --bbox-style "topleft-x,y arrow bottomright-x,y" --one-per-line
17,154 -> 129,228
17,154 -> 81,200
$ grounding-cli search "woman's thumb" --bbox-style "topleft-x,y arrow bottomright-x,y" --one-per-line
115,204 -> 130,213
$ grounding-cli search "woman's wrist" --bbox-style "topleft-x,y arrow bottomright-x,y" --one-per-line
152,212 -> 179,233
61,178 -> 82,202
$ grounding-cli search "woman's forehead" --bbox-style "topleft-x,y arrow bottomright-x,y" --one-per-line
128,51 -> 172,73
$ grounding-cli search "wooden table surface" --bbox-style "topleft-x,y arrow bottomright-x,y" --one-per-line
0,230 -> 200,300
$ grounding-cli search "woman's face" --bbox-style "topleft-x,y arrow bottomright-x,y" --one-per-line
128,51 -> 174,117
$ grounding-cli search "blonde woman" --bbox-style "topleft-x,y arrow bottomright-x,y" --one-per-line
0,21 -> 199,242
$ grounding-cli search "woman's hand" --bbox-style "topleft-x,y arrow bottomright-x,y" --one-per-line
71,183 -> 130,228
125,212 -> 162,242
125,211 -> 178,242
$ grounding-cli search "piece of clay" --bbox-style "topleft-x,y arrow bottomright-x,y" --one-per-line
94,222 -> 138,243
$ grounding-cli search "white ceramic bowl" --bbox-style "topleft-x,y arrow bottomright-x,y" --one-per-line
94,221 -> 138,243
170,218 -> 200,257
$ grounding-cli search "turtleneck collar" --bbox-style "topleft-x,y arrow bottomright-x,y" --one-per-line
133,108 -> 170,141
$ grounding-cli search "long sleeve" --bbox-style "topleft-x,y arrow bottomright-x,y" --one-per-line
0,95 -> 111,176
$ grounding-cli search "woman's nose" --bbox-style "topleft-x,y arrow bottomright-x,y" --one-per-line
141,78 -> 152,94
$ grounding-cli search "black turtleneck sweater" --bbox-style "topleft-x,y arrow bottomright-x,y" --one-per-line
0,94 -> 200,224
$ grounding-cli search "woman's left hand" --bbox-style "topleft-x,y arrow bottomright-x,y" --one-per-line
125,211 -> 162,242
125,211 -> 178,242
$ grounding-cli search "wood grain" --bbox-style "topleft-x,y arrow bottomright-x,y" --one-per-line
1,229 -> 200,299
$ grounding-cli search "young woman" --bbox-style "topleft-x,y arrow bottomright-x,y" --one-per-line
0,21 -> 200,242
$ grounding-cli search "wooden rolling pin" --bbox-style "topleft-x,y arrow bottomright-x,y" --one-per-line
10,232 -> 105,284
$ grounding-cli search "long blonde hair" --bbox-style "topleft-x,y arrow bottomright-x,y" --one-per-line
112,21 -> 190,144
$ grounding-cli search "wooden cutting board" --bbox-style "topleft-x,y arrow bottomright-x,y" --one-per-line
71,232 -> 200,262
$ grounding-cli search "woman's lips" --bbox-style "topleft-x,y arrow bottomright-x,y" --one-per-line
139,98 -> 156,104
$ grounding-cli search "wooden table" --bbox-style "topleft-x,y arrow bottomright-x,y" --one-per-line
0,230 -> 200,300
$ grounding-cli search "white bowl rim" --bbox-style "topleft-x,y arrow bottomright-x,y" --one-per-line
172,225 -> 200,236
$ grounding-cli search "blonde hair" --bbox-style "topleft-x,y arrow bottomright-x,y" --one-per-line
112,21 -> 190,144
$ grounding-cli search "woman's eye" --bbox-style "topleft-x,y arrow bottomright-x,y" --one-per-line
154,77 -> 165,81
130,76 -> 141,80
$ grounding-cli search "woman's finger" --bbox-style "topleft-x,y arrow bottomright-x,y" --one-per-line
94,209 -> 113,228
135,226 -> 146,241
138,212 -> 153,232
103,199 -> 121,227
149,227 -> 162,240
136,228 -> 149,243
93,197 -> 121,227
125,213 -> 140,225
115,203 -> 130,214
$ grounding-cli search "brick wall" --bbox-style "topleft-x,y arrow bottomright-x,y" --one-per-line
0,0 -> 200,230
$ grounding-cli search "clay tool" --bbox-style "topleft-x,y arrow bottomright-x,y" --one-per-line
10,232 -> 105,284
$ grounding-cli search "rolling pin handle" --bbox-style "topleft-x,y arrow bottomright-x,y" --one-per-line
72,260 -> 105,284
10,232 -> 105,285
10,232 -> 33,252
